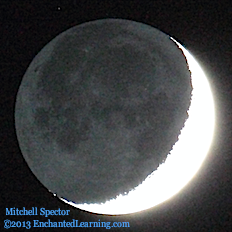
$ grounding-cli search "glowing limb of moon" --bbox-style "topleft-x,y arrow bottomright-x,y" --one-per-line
60,39 -> 215,215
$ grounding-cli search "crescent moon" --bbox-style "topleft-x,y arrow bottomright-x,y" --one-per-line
15,19 -> 215,215
61,39 -> 215,215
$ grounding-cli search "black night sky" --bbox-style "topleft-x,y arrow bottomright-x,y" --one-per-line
1,0 -> 232,231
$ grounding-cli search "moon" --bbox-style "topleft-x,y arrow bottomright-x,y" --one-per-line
14,19 -> 215,215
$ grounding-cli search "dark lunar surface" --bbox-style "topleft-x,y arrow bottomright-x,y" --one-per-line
15,19 -> 192,204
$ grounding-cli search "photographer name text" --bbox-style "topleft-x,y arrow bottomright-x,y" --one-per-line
6,207 -> 70,217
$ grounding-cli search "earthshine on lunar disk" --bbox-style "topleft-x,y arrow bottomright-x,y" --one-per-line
15,19 -> 215,215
